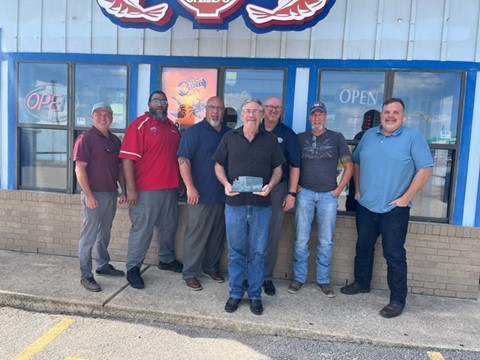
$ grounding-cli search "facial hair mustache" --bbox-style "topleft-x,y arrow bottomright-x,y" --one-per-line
150,106 -> 168,121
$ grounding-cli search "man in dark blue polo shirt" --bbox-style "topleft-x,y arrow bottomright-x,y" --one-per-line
177,96 -> 230,291
213,98 -> 285,315
260,96 -> 301,296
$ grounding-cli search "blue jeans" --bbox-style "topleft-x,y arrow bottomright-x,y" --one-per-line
354,204 -> 410,305
225,205 -> 271,300
293,188 -> 338,284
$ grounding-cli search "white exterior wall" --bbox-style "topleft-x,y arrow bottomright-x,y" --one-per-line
1,0 -> 480,61
1,0 -> 480,225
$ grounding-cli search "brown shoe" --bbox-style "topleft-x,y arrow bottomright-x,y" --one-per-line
380,302 -> 404,318
287,280 -> 304,294
185,278 -> 202,291
317,283 -> 336,298
204,272 -> 225,283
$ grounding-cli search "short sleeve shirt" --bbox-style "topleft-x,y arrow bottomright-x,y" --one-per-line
353,125 -> 434,213
119,112 -> 180,191
261,122 -> 301,183
213,127 -> 285,207
73,126 -> 121,192
298,130 -> 351,192
177,119 -> 230,204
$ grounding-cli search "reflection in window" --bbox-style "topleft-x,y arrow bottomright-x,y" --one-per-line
18,63 -> 68,125
19,129 -> 67,190
224,69 -> 284,128
393,72 -> 462,144
412,149 -> 453,219
75,64 -> 128,130
319,71 -> 385,139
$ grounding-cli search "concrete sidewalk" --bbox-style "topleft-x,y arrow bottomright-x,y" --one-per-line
0,249 -> 479,351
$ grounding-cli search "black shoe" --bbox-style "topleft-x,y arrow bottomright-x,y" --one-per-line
158,260 -> 183,273
340,281 -> 370,295
96,264 -> 125,277
380,302 -> 405,318
81,276 -> 101,292
225,297 -> 241,313
127,266 -> 144,289
250,299 -> 263,315
263,280 -> 276,296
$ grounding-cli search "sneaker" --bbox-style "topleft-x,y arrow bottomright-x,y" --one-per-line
96,264 -> 125,277
340,281 -> 370,295
81,277 -> 101,292
127,266 -> 144,289
317,283 -> 335,298
263,280 -> 276,296
287,280 -> 304,294
158,260 -> 183,273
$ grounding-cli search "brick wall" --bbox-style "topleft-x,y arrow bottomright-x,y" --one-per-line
0,190 -> 479,299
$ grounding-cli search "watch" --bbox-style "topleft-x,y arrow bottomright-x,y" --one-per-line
288,191 -> 297,197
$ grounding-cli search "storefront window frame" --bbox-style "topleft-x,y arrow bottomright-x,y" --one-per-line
15,61 -> 130,194
317,68 -> 464,222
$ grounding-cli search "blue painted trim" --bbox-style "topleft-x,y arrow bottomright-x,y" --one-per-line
305,65 -> 320,130
128,64 -> 138,125
453,70 -> 476,225
2,52 -> 480,72
283,66 -> 297,128
7,60 -> 15,189
150,65 -> 160,95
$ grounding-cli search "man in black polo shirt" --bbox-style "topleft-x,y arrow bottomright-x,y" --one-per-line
213,98 -> 285,315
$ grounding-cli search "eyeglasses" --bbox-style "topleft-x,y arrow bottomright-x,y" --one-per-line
243,109 -> 262,115
151,98 -> 168,105
264,105 -> 283,111
206,105 -> 225,112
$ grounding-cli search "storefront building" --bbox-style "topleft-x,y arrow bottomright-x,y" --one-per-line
1,1 -> 479,298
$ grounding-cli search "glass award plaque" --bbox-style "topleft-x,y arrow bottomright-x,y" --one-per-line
231,176 -> 264,192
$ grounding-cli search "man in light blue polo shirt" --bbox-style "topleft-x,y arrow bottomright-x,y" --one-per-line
340,98 -> 433,319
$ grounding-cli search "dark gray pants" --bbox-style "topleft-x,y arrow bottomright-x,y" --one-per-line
182,203 -> 225,280
78,191 -> 117,280
264,181 -> 288,280
126,189 -> 178,270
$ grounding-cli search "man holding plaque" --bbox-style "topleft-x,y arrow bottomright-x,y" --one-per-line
213,98 -> 285,316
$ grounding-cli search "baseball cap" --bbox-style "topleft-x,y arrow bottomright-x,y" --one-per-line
309,101 -> 327,114
91,102 -> 113,115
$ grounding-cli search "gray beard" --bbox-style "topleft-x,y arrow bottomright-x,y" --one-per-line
149,107 -> 167,121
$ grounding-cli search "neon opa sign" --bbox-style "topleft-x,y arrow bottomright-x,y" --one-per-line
24,81 -> 68,123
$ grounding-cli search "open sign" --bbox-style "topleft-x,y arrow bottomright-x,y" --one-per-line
24,82 -> 68,123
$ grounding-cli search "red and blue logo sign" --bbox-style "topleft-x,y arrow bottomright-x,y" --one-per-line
96,0 -> 336,33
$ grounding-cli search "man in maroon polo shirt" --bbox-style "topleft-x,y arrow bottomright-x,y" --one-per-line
73,102 -> 127,292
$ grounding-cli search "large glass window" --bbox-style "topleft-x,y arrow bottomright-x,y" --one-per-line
319,69 -> 462,221
19,129 -> 67,190
319,71 -> 385,139
223,68 -> 285,128
75,65 -> 128,130
17,62 -> 129,192
18,63 -> 68,125
393,71 -> 461,145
